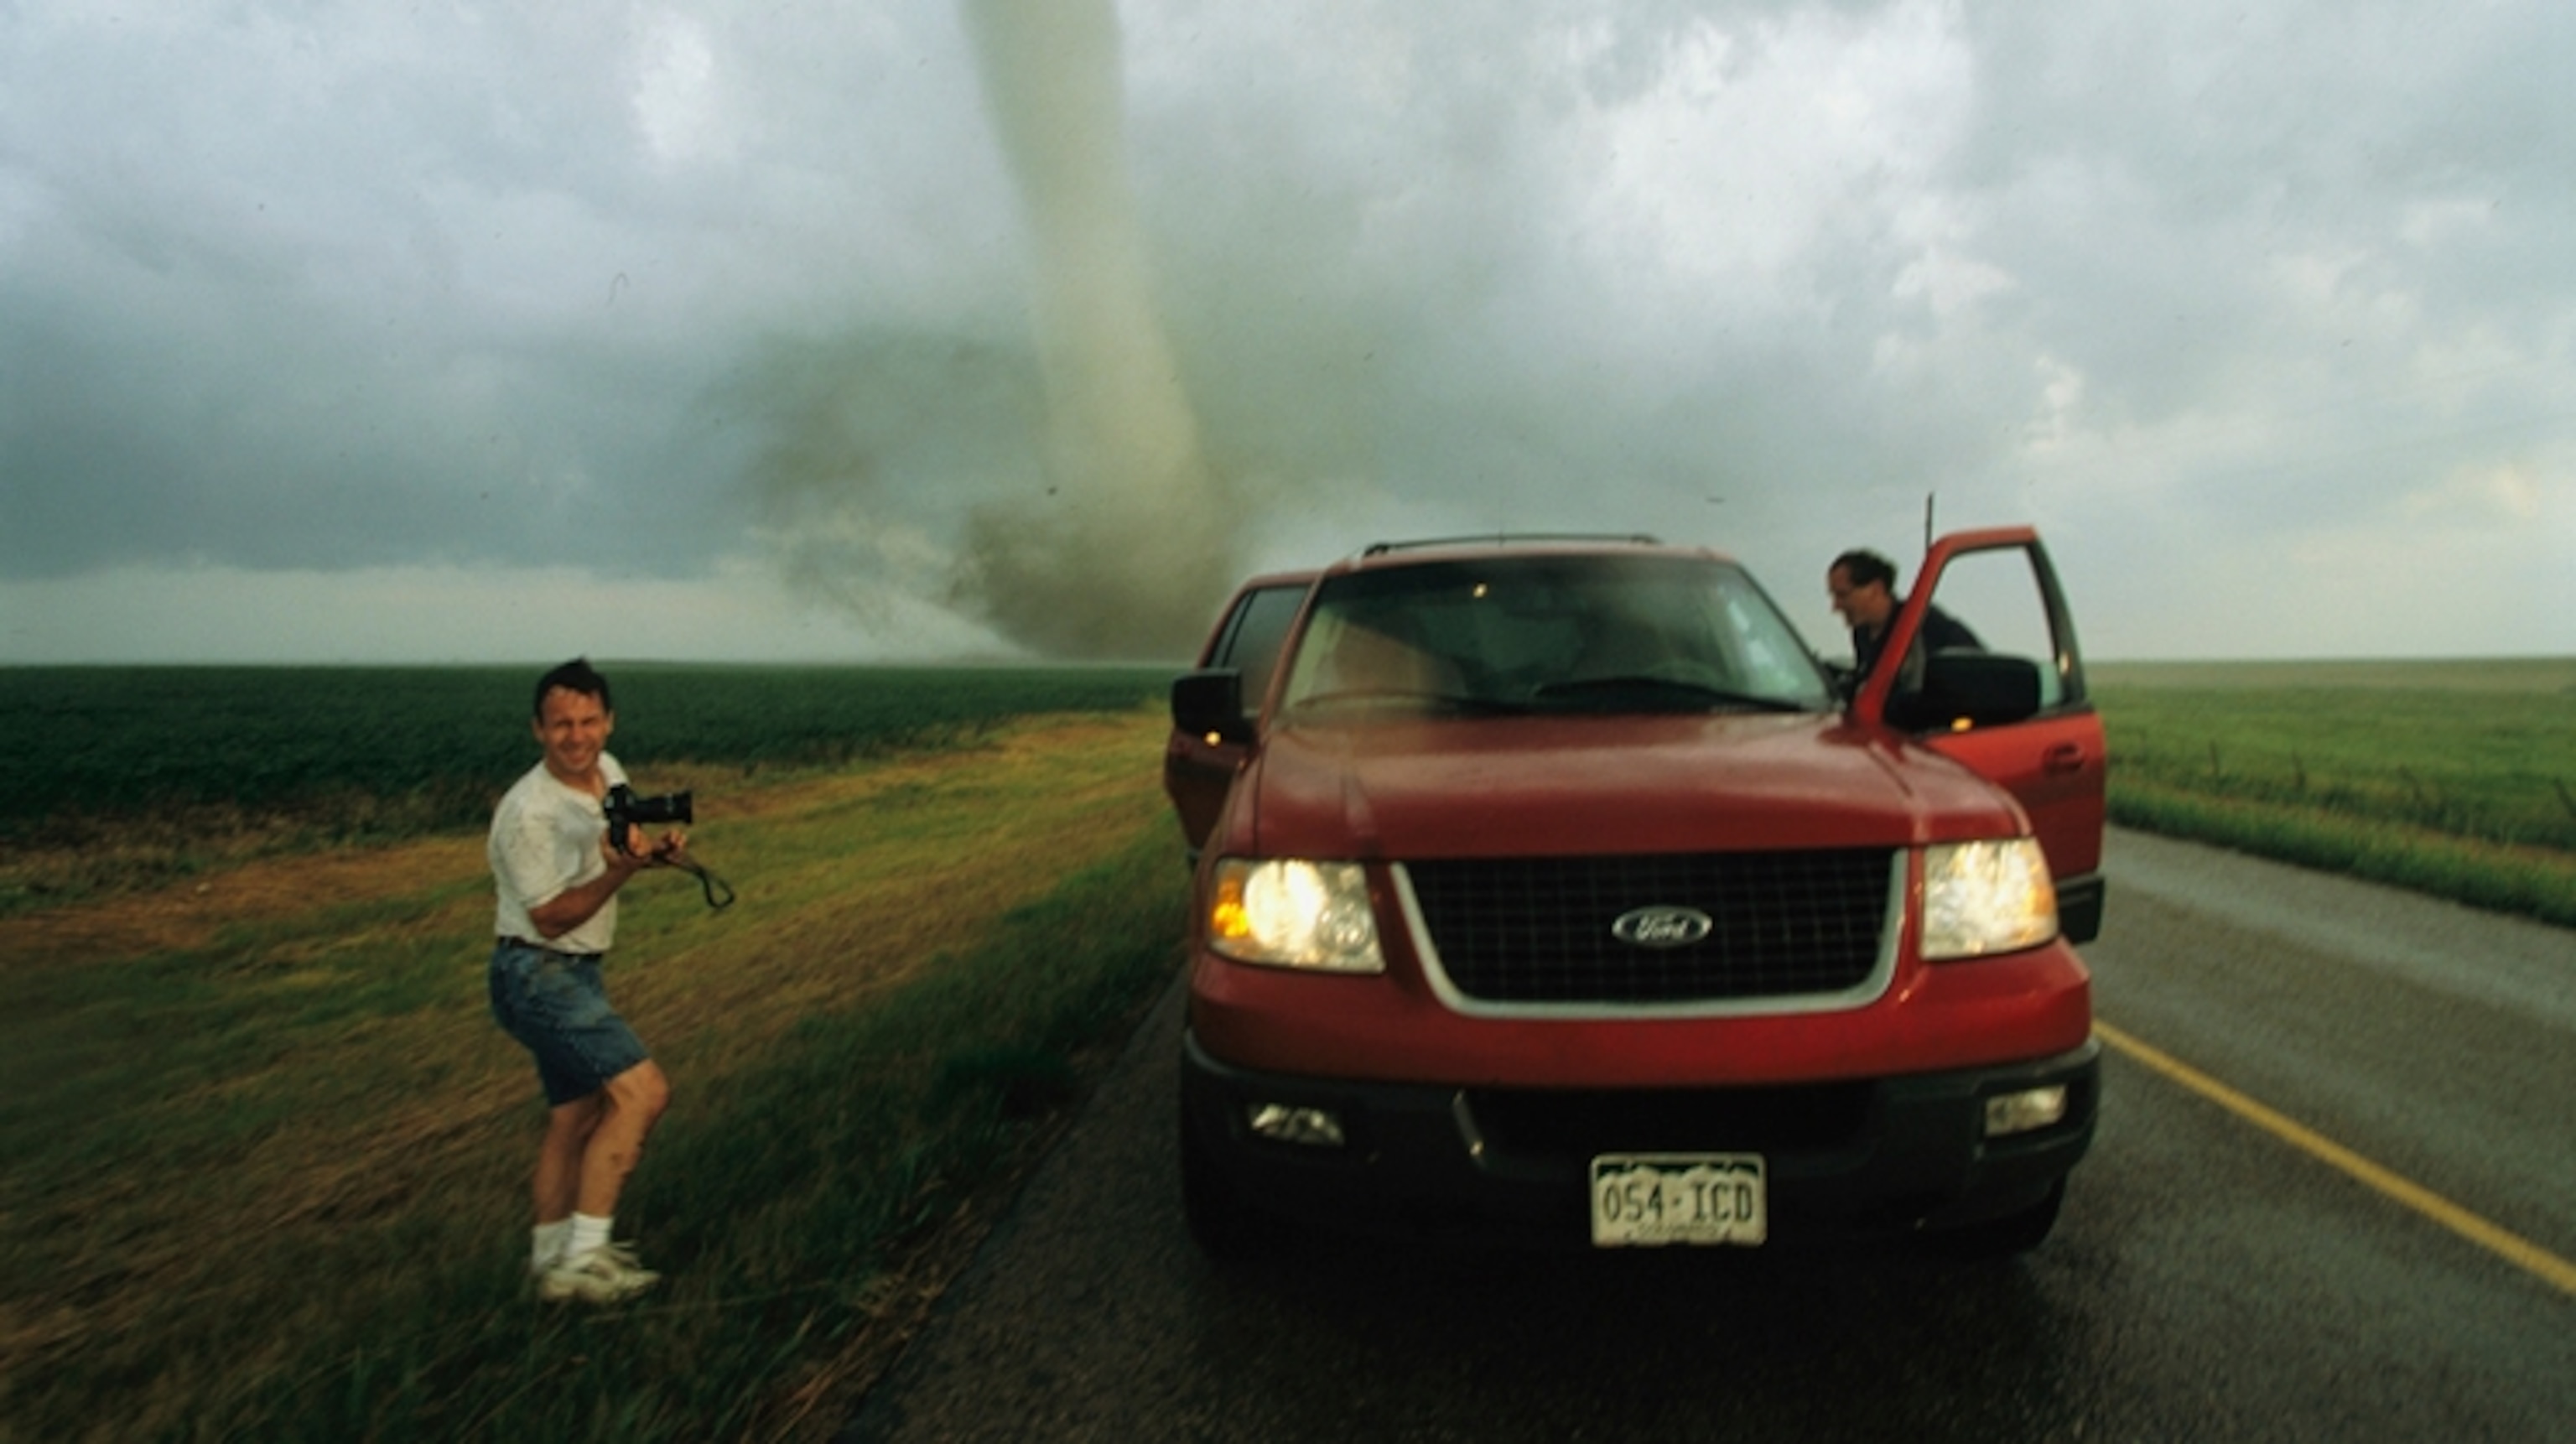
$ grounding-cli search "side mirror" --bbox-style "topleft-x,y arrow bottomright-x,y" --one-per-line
1886,652 -> 2043,731
1171,668 -> 1254,745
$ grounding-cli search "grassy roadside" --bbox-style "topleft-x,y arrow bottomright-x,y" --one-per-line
2107,780 -> 2576,927
0,712 -> 1190,1442
2093,660 -> 2576,927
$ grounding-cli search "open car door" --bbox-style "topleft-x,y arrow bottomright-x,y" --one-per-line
1852,527 -> 2106,943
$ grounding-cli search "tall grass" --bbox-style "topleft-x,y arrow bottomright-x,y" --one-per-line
222,832 -> 1185,1441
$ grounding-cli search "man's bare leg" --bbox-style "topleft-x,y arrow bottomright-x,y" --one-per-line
537,1062 -> 669,1301
577,1059 -> 670,1218
537,1094 -> 603,1225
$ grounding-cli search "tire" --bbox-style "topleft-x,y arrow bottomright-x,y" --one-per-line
1923,1177 -> 2065,1261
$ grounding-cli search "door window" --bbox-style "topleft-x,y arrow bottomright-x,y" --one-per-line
1211,583 -> 1308,713
1910,547 -> 2081,713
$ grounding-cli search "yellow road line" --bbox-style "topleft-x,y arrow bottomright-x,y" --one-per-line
2096,1020 -> 2576,1299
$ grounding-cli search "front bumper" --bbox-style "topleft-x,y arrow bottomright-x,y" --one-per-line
1181,1031 -> 2101,1247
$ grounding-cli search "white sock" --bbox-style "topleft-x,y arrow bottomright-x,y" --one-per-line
532,1218 -> 574,1270
568,1212 -> 614,1260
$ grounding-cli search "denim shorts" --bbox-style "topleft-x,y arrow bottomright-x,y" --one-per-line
488,940 -> 651,1106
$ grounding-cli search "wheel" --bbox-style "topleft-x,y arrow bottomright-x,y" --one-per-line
1924,1177 -> 2065,1261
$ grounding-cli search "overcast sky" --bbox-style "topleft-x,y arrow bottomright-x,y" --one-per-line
3,0 -> 2570,664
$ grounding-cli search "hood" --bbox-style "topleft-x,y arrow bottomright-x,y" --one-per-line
1239,712 -> 2028,860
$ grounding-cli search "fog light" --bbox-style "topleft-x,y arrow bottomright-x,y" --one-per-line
1247,1103 -> 1346,1148
1984,1085 -> 2069,1138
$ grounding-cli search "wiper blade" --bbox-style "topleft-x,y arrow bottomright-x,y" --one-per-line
1528,675 -> 1815,714
1285,689 -> 1531,718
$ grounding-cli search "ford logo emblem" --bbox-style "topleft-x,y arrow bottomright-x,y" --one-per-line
1611,906 -> 1714,948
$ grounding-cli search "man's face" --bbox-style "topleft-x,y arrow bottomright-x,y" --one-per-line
1827,566 -> 1894,631
532,686 -> 615,787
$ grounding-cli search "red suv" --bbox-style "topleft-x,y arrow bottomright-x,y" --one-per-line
1162,530 -> 2106,1258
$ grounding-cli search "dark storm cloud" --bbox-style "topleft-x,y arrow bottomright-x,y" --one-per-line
0,280 -> 744,578
1,1 -> 1017,582
1,0 -> 2569,660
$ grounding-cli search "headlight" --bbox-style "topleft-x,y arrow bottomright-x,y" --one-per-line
1921,839 -> 2059,960
1206,858 -> 1384,973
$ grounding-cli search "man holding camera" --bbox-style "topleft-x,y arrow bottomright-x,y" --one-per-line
487,658 -> 684,1305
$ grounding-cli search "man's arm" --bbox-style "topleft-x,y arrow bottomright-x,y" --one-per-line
525,830 -> 683,939
527,851 -> 644,939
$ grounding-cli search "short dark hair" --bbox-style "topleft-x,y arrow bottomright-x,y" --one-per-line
1830,549 -> 1898,592
533,657 -> 613,718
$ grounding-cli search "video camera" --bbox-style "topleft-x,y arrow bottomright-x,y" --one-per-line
604,783 -> 692,854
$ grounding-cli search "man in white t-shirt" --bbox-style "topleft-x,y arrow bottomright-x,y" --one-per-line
487,658 -> 686,1305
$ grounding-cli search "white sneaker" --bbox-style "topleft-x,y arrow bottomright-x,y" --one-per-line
538,1243 -> 659,1304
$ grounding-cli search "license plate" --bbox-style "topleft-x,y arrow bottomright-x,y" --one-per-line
1589,1154 -> 1767,1247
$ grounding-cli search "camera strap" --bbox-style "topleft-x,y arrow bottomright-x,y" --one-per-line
671,854 -> 736,910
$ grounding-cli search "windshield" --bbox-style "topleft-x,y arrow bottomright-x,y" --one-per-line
1278,553 -> 1835,719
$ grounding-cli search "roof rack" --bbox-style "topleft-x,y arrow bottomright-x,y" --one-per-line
1358,532 -> 1662,558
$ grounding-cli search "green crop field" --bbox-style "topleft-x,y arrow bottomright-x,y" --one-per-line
0,662 -> 1170,825
2092,657 -> 2576,926
0,663 -> 1169,914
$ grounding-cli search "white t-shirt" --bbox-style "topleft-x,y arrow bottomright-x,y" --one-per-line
489,753 -> 631,955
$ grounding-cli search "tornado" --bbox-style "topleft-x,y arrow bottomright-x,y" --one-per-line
955,0 -> 1235,657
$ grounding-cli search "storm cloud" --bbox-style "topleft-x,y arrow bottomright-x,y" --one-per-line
2,0 -> 2569,662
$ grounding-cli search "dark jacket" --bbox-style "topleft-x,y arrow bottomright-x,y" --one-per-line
1852,601 -> 1981,677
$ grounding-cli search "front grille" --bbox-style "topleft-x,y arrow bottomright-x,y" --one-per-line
1403,849 -> 1895,1006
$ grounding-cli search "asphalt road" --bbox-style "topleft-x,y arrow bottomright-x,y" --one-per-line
840,828 -> 2575,1442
